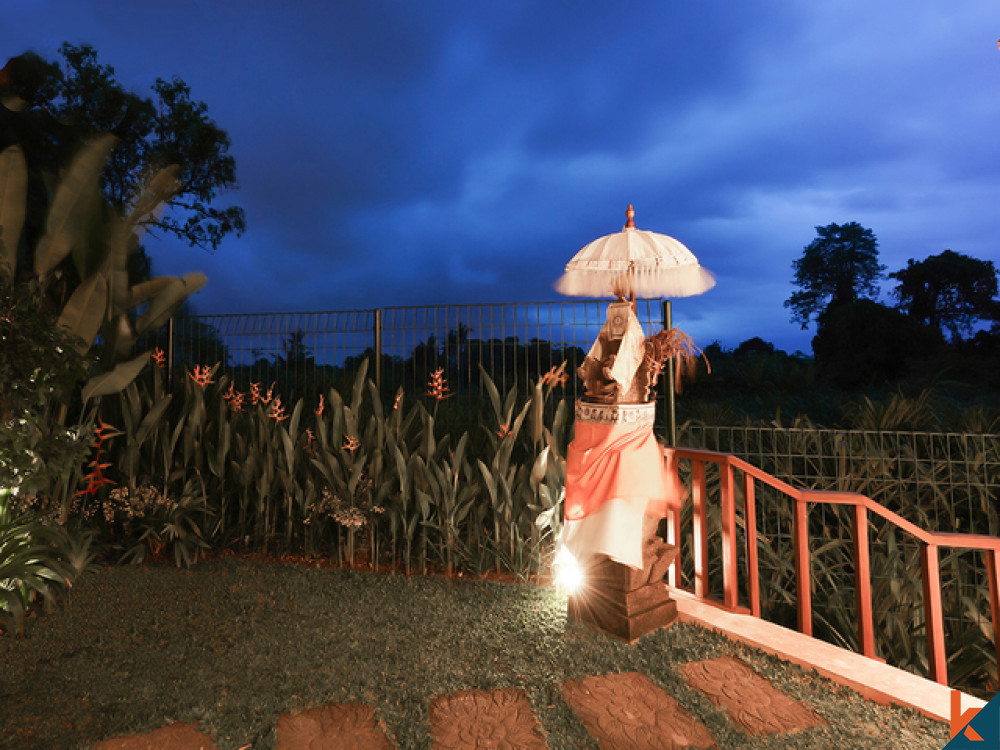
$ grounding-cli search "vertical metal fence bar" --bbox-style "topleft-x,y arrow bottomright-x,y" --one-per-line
662,299 -> 676,446
373,308 -> 382,392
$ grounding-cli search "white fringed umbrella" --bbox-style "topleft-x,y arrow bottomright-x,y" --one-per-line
555,204 -> 715,299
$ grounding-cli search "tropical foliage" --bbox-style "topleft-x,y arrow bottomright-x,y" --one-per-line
0,116 -> 211,634
60,360 -> 569,579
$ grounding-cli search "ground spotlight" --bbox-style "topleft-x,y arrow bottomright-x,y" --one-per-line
554,546 -> 584,595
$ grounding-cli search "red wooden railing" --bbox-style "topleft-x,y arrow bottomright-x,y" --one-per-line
664,446 -> 1000,687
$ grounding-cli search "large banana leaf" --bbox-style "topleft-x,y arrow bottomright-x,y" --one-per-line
56,272 -> 108,352
123,277 -> 175,311
0,145 -> 27,275
103,313 -> 138,362
81,352 -> 150,402
124,165 -> 182,230
135,272 -> 208,334
34,135 -> 116,281
104,166 -> 181,310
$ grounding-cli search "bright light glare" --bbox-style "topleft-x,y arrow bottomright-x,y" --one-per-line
554,546 -> 584,595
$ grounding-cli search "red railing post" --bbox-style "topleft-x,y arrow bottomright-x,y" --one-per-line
667,445 -> 1000,687
720,461 -> 738,609
986,549 -> 1000,681
921,543 -> 948,685
744,472 -> 760,618
852,503 -> 876,658
794,497 -> 812,636
692,460 -> 708,598
667,500 -> 681,588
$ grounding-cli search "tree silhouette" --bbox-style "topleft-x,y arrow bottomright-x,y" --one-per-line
1,44 -> 245,264
890,249 -> 998,342
785,222 -> 885,329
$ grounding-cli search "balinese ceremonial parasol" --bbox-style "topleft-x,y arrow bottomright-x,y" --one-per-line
554,204 -> 715,299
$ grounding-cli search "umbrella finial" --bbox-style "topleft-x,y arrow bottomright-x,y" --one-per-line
625,204 -> 635,229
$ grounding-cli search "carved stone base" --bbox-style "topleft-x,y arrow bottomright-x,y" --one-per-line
568,538 -> 678,643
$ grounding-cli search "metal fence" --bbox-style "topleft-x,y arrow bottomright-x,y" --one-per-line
164,299 -> 678,429
679,425 -> 1000,534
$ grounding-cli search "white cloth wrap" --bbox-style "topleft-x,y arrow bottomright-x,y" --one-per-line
558,496 -> 650,571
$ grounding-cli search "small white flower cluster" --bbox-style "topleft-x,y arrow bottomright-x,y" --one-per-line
303,485 -> 341,526
332,506 -> 368,529
303,485 -> 383,528
83,485 -> 170,525
7,493 -> 62,523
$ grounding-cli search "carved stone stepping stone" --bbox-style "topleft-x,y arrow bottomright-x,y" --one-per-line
680,656 -> 826,735
276,703 -> 393,749
562,672 -> 714,749
428,687 -> 547,749
94,722 -> 217,749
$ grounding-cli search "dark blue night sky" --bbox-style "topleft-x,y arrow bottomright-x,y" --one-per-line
6,0 -> 999,353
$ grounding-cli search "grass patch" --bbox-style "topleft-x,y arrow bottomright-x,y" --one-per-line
1,557 -> 950,749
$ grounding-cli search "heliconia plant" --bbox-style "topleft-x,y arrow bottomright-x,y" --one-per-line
65,355 -> 573,581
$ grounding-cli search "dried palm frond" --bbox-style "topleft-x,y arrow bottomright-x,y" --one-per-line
644,326 -> 710,393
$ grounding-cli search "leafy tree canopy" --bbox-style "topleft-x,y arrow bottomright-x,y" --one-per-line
0,43 -> 245,256
890,249 -> 999,342
784,222 -> 885,329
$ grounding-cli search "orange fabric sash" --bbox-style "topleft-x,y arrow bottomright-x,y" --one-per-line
564,419 -> 681,521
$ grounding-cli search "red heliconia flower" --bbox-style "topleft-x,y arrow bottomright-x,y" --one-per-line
343,435 -> 361,453
541,362 -> 569,388
92,418 -> 116,443
223,383 -> 245,413
497,422 -> 512,440
425,367 -> 452,401
151,348 -> 167,369
268,397 -> 288,422
188,364 -> 215,388
77,418 -> 116,496
249,382 -> 262,405
316,394 -> 325,418
261,383 -> 275,406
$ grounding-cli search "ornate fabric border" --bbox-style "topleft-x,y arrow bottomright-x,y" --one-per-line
575,400 -> 656,426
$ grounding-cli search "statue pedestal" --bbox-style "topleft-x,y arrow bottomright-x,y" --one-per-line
563,399 -> 680,642
568,535 -> 679,643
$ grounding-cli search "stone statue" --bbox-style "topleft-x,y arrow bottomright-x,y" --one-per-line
578,298 -> 696,405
